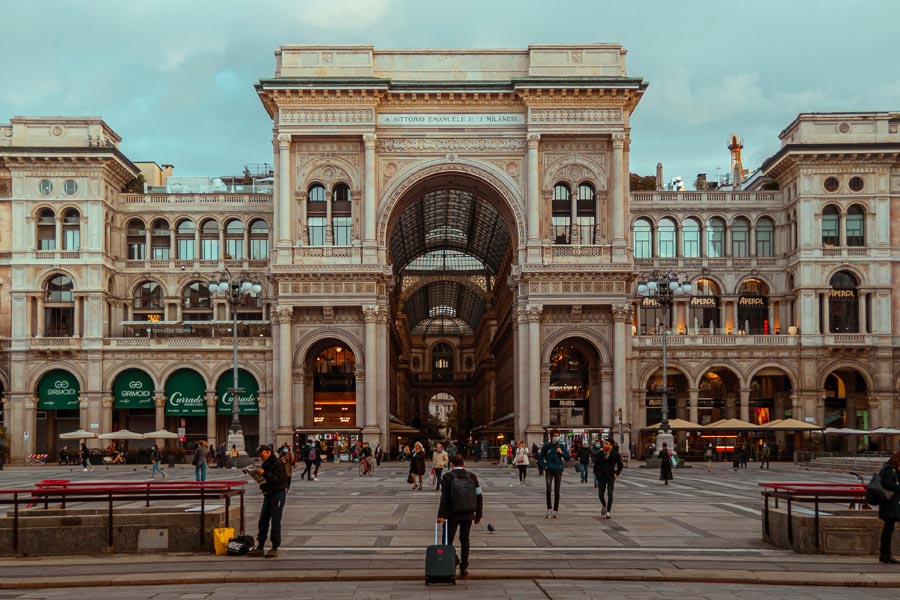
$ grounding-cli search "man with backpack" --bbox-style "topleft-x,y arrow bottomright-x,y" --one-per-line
539,429 -> 569,518
436,453 -> 483,577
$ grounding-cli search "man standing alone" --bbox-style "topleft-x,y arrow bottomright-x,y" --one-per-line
759,442 -> 771,469
436,454 -> 483,577
539,429 -> 569,518
248,445 -> 288,558
593,439 -> 623,519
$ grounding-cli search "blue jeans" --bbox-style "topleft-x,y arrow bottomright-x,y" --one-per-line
257,490 -> 286,550
598,478 -> 616,511
195,461 -> 207,481
579,462 -> 589,482
150,461 -> 165,478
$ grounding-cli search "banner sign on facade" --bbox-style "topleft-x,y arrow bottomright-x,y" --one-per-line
690,296 -> 719,309
165,369 -> 207,416
216,369 -> 260,415
113,368 -> 155,409
377,113 -> 525,127
38,369 -> 80,410
738,296 -> 768,307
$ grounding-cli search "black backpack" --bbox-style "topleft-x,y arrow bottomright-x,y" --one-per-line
450,471 -> 478,515
867,471 -> 895,506
226,535 -> 255,556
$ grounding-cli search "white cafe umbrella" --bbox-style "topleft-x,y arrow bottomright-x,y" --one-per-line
59,429 -> 97,439
97,429 -> 146,440
143,429 -> 179,439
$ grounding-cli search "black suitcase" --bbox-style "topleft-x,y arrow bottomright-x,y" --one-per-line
425,521 -> 456,585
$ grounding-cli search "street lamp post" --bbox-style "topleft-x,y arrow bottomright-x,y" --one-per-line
637,270 -> 692,453
209,269 -> 262,462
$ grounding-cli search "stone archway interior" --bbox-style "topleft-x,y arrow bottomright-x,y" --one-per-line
308,340 -> 357,429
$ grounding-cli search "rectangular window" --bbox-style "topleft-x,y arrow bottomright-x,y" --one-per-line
44,307 -> 74,337
731,231 -> 748,257
128,243 -> 146,260
822,220 -> 839,246
707,230 -> 724,257
846,220 -> 864,247
756,230 -> 772,257
201,238 -> 219,260
225,238 -> 244,259
308,217 -> 327,247
250,239 -> 268,260
333,216 -> 352,246
38,238 -> 57,250
177,239 -> 195,260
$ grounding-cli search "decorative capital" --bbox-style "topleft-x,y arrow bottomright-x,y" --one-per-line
277,133 -> 292,146
273,306 -> 293,324
101,397 -> 114,409
526,133 -> 541,148
362,304 -> 380,323
363,133 -> 377,147
154,393 -> 166,408
611,133 -> 625,149
525,304 -> 543,322
355,367 -> 366,382
612,304 -> 632,322
205,391 -> 217,407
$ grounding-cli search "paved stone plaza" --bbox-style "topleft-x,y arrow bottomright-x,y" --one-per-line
2,460 -> 900,597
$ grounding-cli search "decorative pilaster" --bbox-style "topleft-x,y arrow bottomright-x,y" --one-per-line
526,304 -> 543,432
277,134 -> 293,247
205,391 -> 217,447
362,304 -> 379,431
274,306 -> 294,437
688,388 -> 699,425
526,134 -> 541,249
363,134 -> 377,246
154,392 -> 166,433
611,133 -> 626,258
611,303 -> 631,432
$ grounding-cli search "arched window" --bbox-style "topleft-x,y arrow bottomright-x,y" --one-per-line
133,281 -> 163,321
737,278 -> 770,334
846,205 -> 865,247
432,342 -> 454,381
127,218 -> 146,260
176,219 -> 195,260
332,183 -> 352,246
633,218 -> 652,259
200,219 -> 219,260
249,219 -> 269,260
822,205 -> 840,246
828,271 -> 858,333
657,217 -> 676,257
150,219 -> 171,260
45,274 -> 74,336
682,218 -> 701,257
307,183 -> 327,246
182,281 -> 212,321
61,208 -> 80,251
731,217 -> 750,257
576,183 -> 596,243
36,208 -> 56,250
706,217 -> 725,257
224,219 -> 244,259
551,183 -> 571,244
756,217 -> 774,257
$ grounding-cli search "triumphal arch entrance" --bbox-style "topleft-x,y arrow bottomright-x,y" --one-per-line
256,44 -> 646,454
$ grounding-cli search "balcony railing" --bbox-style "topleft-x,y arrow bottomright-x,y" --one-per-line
631,191 -> 780,205
105,337 -> 271,349
123,259 -> 269,270
634,256 -> 780,269
120,193 -> 272,205
292,245 -> 363,263
33,250 -> 82,260
541,244 -> 612,263
633,334 -> 798,348
31,337 -> 81,350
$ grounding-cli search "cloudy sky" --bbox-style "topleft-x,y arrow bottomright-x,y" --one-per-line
2,0 -> 896,186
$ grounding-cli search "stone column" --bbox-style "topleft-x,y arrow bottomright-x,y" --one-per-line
363,134 -> 377,246
526,304 -> 543,433
612,304 -> 630,434
277,134 -> 292,247
35,295 -> 44,337
526,134 -> 541,248
768,302 -> 775,334
293,369 -> 305,430
515,307 -> 529,440
569,187 -> 579,244
101,396 -> 113,437
600,367 -> 613,427
611,134 -> 626,258
154,393 -> 166,432
688,388 -> 699,424
821,293 -> 830,334
739,387 -> 750,423
362,305 -> 379,431
355,369 -> 366,432
73,296 -> 81,337
593,190 -> 603,244
205,391 -> 217,447
325,187 -> 334,245
540,366 -> 551,434
859,293 -> 867,334
275,306 -> 294,444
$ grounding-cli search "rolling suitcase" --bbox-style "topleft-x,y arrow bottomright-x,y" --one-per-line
425,521 -> 456,585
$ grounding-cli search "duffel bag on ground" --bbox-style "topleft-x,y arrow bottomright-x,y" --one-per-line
226,535 -> 256,556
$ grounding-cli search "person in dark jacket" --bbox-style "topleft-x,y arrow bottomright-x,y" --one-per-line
248,445 -> 288,558
436,453 -> 483,577
577,442 -> 591,483
658,442 -> 674,485
311,441 -> 323,481
532,442 -> 543,476
877,451 -> 900,563
409,441 -> 426,490
593,439 -> 624,518
539,429 -> 569,518
300,440 -> 314,480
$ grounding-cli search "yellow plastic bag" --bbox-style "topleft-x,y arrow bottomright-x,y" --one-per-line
213,527 -> 235,556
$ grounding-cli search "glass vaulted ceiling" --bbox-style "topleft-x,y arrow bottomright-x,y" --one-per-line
391,188 -> 511,337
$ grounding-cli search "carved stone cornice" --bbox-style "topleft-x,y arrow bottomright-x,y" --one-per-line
530,108 -> 623,125
281,108 -> 374,126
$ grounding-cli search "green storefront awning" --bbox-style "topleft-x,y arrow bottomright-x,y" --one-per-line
216,369 -> 260,415
113,369 -> 155,409
165,369 -> 207,416
38,369 -> 80,410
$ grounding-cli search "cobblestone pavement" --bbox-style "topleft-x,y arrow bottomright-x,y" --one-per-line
1,460 -> 898,592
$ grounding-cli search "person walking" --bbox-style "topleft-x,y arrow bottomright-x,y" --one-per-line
300,440 -> 314,480
280,447 -> 294,490
593,439 -> 623,518
877,451 -> 900,563
409,441 -> 426,490
432,443 -> 449,490
473,442 -> 481,463
374,443 -> 383,467
658,442 -> 674,485
436,453 -> 483,578
230,444 -> 239,469
577,441 -> 591,484
446,441 -> 457,458
149,444 -> 167,480
80,441 -> 93,472
705,444 -> 714,473
216,442 -> 226,469
499,442 -> 509,467
532,442 -> 544,477
311,441 -> 323,481
759,443 -> 771,469
193,441 -> 208,482
539,429 -> 569,518
740,444 -> 750,469
248,445 -> 288,558
514,441 -> 530,483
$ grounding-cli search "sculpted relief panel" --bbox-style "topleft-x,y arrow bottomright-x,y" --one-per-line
281,108 -> 374,125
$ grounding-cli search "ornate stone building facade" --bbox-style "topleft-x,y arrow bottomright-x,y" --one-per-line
0,45 -> 898,463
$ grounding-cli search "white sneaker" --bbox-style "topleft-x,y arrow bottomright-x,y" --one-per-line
313,477 -> 319,481
552,511 -> 559,519
600,506 -> 607,517
606,512 -> 611,519
545,510 -> 552,519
